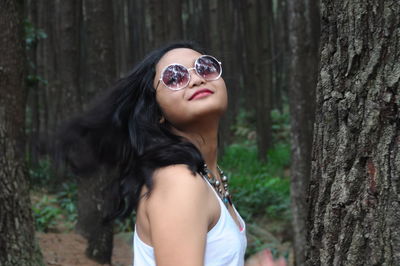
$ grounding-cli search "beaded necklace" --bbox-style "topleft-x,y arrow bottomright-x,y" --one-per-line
200,164 -> 232,207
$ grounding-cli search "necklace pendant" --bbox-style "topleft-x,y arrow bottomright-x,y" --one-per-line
223,197 -> 229,204
201,164 -> 232,207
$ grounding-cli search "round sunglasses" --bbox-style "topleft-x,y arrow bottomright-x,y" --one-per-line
156,55 -> 222,91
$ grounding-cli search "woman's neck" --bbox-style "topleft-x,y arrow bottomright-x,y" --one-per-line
171,119 -> 220,175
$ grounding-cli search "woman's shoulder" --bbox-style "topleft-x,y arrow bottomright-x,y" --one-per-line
145,163 -> 212,224
151,164 -> 206,194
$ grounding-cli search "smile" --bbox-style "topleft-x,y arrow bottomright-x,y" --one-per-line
189,89 -> 214,101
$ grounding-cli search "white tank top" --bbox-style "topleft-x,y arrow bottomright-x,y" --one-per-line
133,180 -> 247,265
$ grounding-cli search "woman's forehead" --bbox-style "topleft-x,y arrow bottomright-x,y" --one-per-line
156,48 -> 202,71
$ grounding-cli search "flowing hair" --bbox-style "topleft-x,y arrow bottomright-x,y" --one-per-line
58,41 -> 205,221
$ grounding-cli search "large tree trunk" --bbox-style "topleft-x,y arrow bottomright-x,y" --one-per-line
307,1 -> 400,265
0,1 -> 44,265
287,0 -> 319,265
77,0 -> 116,263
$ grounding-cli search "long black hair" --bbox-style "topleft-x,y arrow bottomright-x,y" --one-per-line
59,41 -> 205,221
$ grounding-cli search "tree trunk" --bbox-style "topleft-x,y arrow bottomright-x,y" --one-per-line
26,0 -> 41,166
255,0 -> 273,160
241,0 -> 273,160
0,1 -> 44,265
57,0 -> 82,117
77,0 -> 116,263
307,1 -> 400,265
273,0 -> 289,111
287,0 -> 319,265
167,0 -> 183,42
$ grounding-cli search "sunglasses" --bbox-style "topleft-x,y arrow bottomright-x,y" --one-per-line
156,55 -> 222,90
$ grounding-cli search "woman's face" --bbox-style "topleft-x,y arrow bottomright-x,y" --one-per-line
154,48 -> 228,129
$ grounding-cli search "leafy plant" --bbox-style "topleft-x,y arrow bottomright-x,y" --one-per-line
220,142 -> 291,221
230,109 -> 256,144
32,195 -> 62,232
57,182 -> 78,224
29,158 -> 53,188
270,106 -> 291,143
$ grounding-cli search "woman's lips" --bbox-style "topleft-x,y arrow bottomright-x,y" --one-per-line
189,89 -> 214,101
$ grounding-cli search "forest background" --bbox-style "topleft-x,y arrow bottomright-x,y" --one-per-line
1,0 -> 399,266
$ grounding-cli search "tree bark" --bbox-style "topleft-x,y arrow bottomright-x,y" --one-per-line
77,0 -> 116,263
307,1 -> 400,265
287,0 -> 319,265
0,1 -> 44,265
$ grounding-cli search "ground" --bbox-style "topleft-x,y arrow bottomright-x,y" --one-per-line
37,233 -> 133,266
37,228 -> 293,266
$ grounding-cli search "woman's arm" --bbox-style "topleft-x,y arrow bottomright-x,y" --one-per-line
146,164 -> 212,266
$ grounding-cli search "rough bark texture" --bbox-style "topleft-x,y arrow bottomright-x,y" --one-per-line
307,1 -> 400,265
0,1 -> 44,265
287,0 -> 320,265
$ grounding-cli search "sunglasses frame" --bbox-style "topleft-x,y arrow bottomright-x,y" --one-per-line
156,55 -> 222,91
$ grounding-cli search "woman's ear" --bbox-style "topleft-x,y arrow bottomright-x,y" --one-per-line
159,116 -> 165,123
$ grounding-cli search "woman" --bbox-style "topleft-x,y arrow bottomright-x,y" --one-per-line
60,41 -> 282,265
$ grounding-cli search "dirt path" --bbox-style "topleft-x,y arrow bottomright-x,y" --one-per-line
37,233 -> 133,266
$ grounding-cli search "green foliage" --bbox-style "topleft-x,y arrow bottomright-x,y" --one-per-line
32,182 -> 78,232
32,195 -> 62,232
223,106 -> 292,257
56,182 -> 78,225
231,109 -> 256,145
231,106 -> 291,146
220,142 -> 291,221
270,106 -> 291,143
29,158 -> 53,188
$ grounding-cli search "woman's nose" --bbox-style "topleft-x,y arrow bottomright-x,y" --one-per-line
187,69 -> 206,88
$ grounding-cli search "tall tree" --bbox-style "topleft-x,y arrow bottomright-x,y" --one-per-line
76,0 -> 117,263
240,0 -> 273,160
56,0 -> 82,117
0,0 -> 43,265
307,1 -> 400,265
287,0 -> 320,264
272,0 -> 289,111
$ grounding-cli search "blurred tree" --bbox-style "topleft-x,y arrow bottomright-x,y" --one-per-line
241,0 -> 273,160
0,0 -> 43,265
307,1 -> 400,265
287,0 -> 319,264
75,0 -> 117,264
26,0 -> 40,166
57,0 -> 82,116
207,0 -> 244,150
272,0 -> 289,111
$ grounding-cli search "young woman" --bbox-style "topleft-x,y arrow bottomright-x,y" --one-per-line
61,41 -> 284,265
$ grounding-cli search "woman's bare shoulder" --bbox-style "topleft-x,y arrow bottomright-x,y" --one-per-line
152,164 -> 203,188
146,164 -> 209,209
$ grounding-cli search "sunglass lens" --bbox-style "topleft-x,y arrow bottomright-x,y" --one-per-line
162,65 -> 189,90
196,56 -> 221,80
